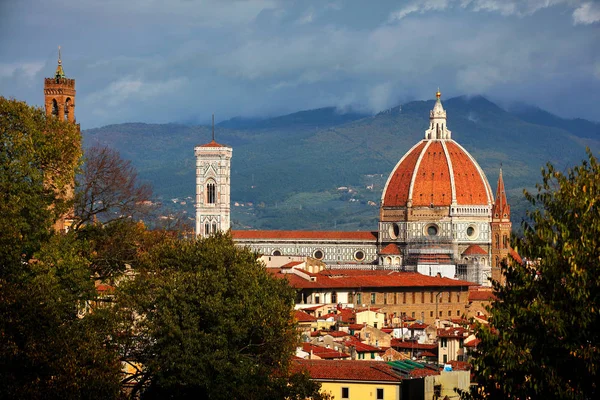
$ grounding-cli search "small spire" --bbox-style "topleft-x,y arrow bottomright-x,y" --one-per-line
55,45 -> 65,79
493,168 -> 509,219
436,87 -> 441,99
212,113 -> 215,142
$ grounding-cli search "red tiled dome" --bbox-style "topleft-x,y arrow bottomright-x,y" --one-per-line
382,139 -> 493,207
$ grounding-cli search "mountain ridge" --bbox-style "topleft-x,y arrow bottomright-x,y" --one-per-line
83,96 -> 598,231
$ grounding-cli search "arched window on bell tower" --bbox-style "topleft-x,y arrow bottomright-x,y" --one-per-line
64,98 -> 71,121
206,181 -> 216,204
52,99 -> 59,117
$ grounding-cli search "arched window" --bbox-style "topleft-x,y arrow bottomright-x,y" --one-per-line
205,223 -> 210,236
212,222 -> 217,233
206,181 -> 216,204
495,233 -> 500,248
503,234 -> 508,249
52,99 -> 58,116
64,98 -> 71,120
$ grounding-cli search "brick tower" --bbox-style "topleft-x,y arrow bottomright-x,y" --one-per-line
491,169 -> 511,284
44,46 -> 76,123
44,47 -> 78,231
195,115 -> 232,238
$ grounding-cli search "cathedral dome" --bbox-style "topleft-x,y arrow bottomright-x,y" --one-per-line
381,94 -> 493,208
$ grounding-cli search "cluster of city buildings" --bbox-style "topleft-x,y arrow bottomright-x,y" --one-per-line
44,52 -> 514,399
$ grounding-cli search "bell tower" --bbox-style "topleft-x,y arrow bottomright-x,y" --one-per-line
44,47 -> 79,232
195,115 -> 232,238
44,46 -> 76,123
491,168 -> 512,284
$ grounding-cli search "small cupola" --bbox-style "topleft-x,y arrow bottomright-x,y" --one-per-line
425,89 -> 451,140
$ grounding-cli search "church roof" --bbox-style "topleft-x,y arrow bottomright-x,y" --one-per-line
380,243 -> 401,255
462,244 -> 488,256
381,93 -> 493,208
197,140 -> 229,148
232,230 -> 378,241
269,269 -> 474,289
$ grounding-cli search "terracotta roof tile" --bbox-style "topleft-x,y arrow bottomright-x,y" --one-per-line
197,140 -> 229,148
293,359 -> 403,382
437,327 -> 469,338
344,337 -> 382,353
464,338 -> 480,348
462,244 -> 488,256
281,261 -> 304,269
382,140 -> 492,208
294,310 -> 317,322
96,284 -> 114,293
380,243 -> 401,255
448,360 -> 471,371
390,339 -> 437,350
272,269 -> 473,290
383,141 -> 427,207
301,343 -> 350,359
509,247 -> 523,264
446,141 -> 491,205
468,288 -> 495,302
411,141 -> 452,207
348,323 -> 365,330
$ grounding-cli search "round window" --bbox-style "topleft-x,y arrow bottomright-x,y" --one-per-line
427,225 -> 438,236
272,250 -> 281,256
467,227 -> 475,237
313,250 -> 324,260
354,250 -> 365,261
388,223 -> 400,239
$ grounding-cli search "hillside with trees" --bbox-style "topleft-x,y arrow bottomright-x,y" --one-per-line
83,96 -> 599,231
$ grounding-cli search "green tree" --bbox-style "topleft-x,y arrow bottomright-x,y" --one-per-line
0,97 -> 123,399
0,97 -> 80,275
0,233 -> 123,399
117,233 -> 326,400
468,150 -> 599,399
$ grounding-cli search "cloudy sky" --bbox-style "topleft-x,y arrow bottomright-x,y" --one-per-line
1,0 -> 599,129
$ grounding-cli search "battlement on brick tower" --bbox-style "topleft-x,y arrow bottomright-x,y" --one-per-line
44,46 -> 76,123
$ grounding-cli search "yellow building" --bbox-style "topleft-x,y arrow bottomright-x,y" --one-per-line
294,359 -> 402,399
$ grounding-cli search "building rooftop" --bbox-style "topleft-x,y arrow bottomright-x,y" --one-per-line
269,269 -> 475,289
293,359 -> 404,382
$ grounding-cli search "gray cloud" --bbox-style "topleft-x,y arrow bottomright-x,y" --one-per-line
0,0 -> 598,128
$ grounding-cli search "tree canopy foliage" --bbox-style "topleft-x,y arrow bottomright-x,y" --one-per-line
117,233 -> 325,400
469,150 -> 599,399
0,97 -> 80,274
0,97 -> 123,398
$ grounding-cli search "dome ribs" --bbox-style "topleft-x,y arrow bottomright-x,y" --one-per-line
411,141 -> 452,207
382,141 -> 426,207
446,141 -> 489,205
